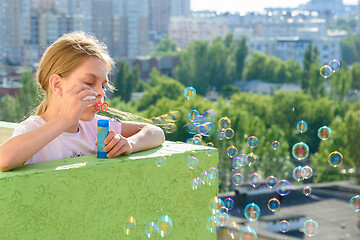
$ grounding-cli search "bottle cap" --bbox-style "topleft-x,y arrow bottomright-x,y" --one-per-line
97,119 -> 109,127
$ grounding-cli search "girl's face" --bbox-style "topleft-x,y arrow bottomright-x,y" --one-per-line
61,57 -> 108,121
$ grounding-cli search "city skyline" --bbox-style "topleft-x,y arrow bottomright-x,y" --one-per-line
191,0 -> 358,14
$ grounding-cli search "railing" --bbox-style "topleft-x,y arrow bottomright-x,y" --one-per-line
0,121 -> 219,239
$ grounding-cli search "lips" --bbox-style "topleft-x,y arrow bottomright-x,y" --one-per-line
94,101 -> 101,112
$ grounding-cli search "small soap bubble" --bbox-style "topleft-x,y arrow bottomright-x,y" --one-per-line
164,123 -> 177,133
198,124 -> 209,136
217,131 -> 226,140
227,145 -> 238,158
276,179 -> 291,196
167,111 -> 180,121
188,110 -> 200,122
224,128 -> 235,139
349,195 -> 360,212
185,123 -> 199,134
186,138 -> 200,145
191,177 -> 201,190
145,221 -> 159,238
247,152 -> 257,166
320,65 -> 332,78
218,117 -> 231,129
238,154 -> 249,166
240,226 -> 258,240
195,115 -> 206,124
211,197 -> 225,212
247,136 -> 258,148
303,185 -> 312,196
208,167 -> 218,177
184,86 -> 196,100
155,156 -> 166,167
244,203 -> 261,221
232,173 -> 244,186
267,198 -> 280,212
157,215 -> 173,238
124,216 -> 136,236
271,141 -> 280,150
219,212 -> 230,226
296,120 -> 308,133
200,171 -> 208,185
292,166 -> 304,182
303,219 -> 318,237
249,172 -> 261,188
265,175 -> 277,188
328,59 -> 340,72
292,142 -> 309,160
206,174 -> 216,186
301,165 -> 313,179
207,216 -> 219,233
224,198 -> 234,210
279,220 -> 290,233
203,109 -> 216,122
202,122 -> 215,137
232,156 -> 245,169
205,142 -> 215,156
187,156 -> 199,169
318,126 -> 332,140
328,151 -> 343,167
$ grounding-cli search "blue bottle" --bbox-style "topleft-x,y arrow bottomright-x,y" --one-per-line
97,119 -> 109,158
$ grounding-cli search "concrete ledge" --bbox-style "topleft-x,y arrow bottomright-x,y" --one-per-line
0,121 -> 219,239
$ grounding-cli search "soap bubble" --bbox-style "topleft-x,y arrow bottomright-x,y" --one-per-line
206,216 -> 219,233
232,173 -> 244,186
279,220 -> 290,233
249,172 -> 261,188
184,86 -> 196,100
227,145 -> 238,158
205,142 -> 215,156
208,167 -> 218,177
200,171 -> 208,185
244,203 -> 261,221
301,165 -> 313,179
124,216 -> 136,236
195,115 -> 206,124
328,59 -> 340,72
292,166 -> 304,182
350,195 -> 360,212
232,155 -> 247,169
155,156 -> 166,167
157,215 -> 173,237
186,138 -> 200,145
211,197 -> 225,212
202,109 -> 216,122
296,120 -> 308,133
217,131 -> 226,140
218,117 -> 231,129
218,212 -> 230,226
224,198 -> 234,210
227,222 -> 241,239
191,177 -> 201,190
328,151 -> 343,167
320,65 -> 332,78
187,156 -> 199,169
145,221 -> 159,238
188,110 -> 200,122
265,175 -> 277,188
206,174 -> 216,186
303,219 -> 318,237
318,126 -> 332,140
292,142 -> 309,160
276,179 -> 291,196
240,226 -> 258,240
202,122 -> 215,136
267,198 -> 280,212
247,152 -> 257,166
185,123 -> 199,134
164,123 -> 177,133
303,186 -> 312,196
247,136 -> 258,148
224,128 -> 235,139
271,141 -> 280,150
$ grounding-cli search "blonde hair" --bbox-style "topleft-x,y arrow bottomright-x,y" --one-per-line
35,31 -> 114,115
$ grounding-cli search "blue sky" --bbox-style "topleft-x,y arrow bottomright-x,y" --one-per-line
191,0 -> 358,14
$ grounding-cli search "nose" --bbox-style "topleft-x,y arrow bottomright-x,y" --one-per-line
94,85 -> 105,99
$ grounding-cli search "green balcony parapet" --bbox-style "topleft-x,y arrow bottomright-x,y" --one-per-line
0,121 -> 219,239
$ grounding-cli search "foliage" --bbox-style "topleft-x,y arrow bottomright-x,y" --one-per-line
302,43 -> 319,92
341,35 -> 360,65
113,61 -> 139,102
152,35 -> 179,56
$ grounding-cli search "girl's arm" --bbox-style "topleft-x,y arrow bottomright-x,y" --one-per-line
0,118 -> 72,172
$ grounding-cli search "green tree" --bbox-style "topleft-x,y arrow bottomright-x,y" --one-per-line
235,36 -> 248,80
330,69 -> 352,101
244,52 -> 268,81
113,61 -> 139,102
341,35 -> 360,65
309,64 -> 326,98
352,62 -> 360,89
152,35 -> 179,56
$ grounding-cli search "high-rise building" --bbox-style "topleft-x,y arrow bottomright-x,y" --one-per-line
170,0 -> 190,17
0,0 -> 31,65
149,0 -> 171,35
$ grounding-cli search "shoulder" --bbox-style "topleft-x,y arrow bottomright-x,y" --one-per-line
11,115 -> 46,137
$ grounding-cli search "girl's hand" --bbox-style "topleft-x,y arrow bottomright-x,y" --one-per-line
57,84 -> 97,124
102,130 -> 133,158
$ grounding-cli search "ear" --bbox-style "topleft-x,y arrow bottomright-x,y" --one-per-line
49,74 -> 63,97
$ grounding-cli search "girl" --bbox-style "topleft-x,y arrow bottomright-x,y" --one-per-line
0,31 -> 165,172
